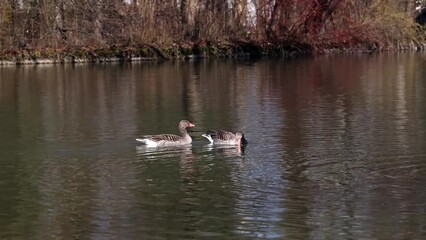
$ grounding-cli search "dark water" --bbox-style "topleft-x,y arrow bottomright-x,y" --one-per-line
1,53 -> 426,239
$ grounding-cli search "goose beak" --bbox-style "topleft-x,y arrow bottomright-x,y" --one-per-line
189,122 -> 196,127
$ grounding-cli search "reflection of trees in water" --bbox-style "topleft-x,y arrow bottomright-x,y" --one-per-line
0,65 -> 141,239
0,72 -> 31,236
2,55 -> 426,238
251,55 -> 426,239
221,68 -> 289,237
135,145 -> 206,237
135,143 -> 250,238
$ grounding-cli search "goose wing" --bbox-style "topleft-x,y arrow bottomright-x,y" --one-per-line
206,130 -> 236,141
144,134 -> 182,143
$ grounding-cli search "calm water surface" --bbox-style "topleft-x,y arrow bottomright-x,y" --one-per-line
1,53 -> 426,239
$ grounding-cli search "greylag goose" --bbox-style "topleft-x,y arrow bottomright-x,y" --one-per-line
202,130 -> 247,146
136,120 -> 195,147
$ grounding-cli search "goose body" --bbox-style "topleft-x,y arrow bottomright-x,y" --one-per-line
202,130 -> 247,146
136,120 -> 195,147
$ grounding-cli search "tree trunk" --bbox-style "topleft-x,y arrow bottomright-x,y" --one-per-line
8,0 -> 19,46
303,0 -> 342,34
54,0 -> 67,43
267,0 -> 284,40
406,0 -> 416,18
181,0 -> 188,26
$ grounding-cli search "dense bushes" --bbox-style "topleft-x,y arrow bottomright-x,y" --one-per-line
0,0 -> 424,60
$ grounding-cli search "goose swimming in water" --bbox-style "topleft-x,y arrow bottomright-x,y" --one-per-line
202,130 -> 247,146
136,120 -> 195,147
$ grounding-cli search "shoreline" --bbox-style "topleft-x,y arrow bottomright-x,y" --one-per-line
1,41 -> 425,65
0,41 -> 289,65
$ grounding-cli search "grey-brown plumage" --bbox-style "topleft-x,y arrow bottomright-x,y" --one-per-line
136,120 -> 195,147
202,130 -> 247,145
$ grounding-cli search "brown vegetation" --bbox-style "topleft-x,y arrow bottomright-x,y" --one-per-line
0,0 -> 424,62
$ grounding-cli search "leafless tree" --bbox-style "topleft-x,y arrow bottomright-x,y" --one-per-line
0,0 -> 422,52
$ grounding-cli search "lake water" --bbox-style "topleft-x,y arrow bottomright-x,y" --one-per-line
1,53 -> 426,239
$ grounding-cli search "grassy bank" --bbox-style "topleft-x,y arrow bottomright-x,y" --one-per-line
0,41 -> 311,65
1,39 -> 425,65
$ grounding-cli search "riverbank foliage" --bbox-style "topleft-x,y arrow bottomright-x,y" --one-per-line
0,0 -> 424,62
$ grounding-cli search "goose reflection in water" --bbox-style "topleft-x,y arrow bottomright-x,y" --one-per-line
202,144 -> 246,157
136,145 -> 195,161
136,145 -> 201,189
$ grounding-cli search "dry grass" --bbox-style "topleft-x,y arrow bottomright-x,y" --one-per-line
0,0 -> 425,55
